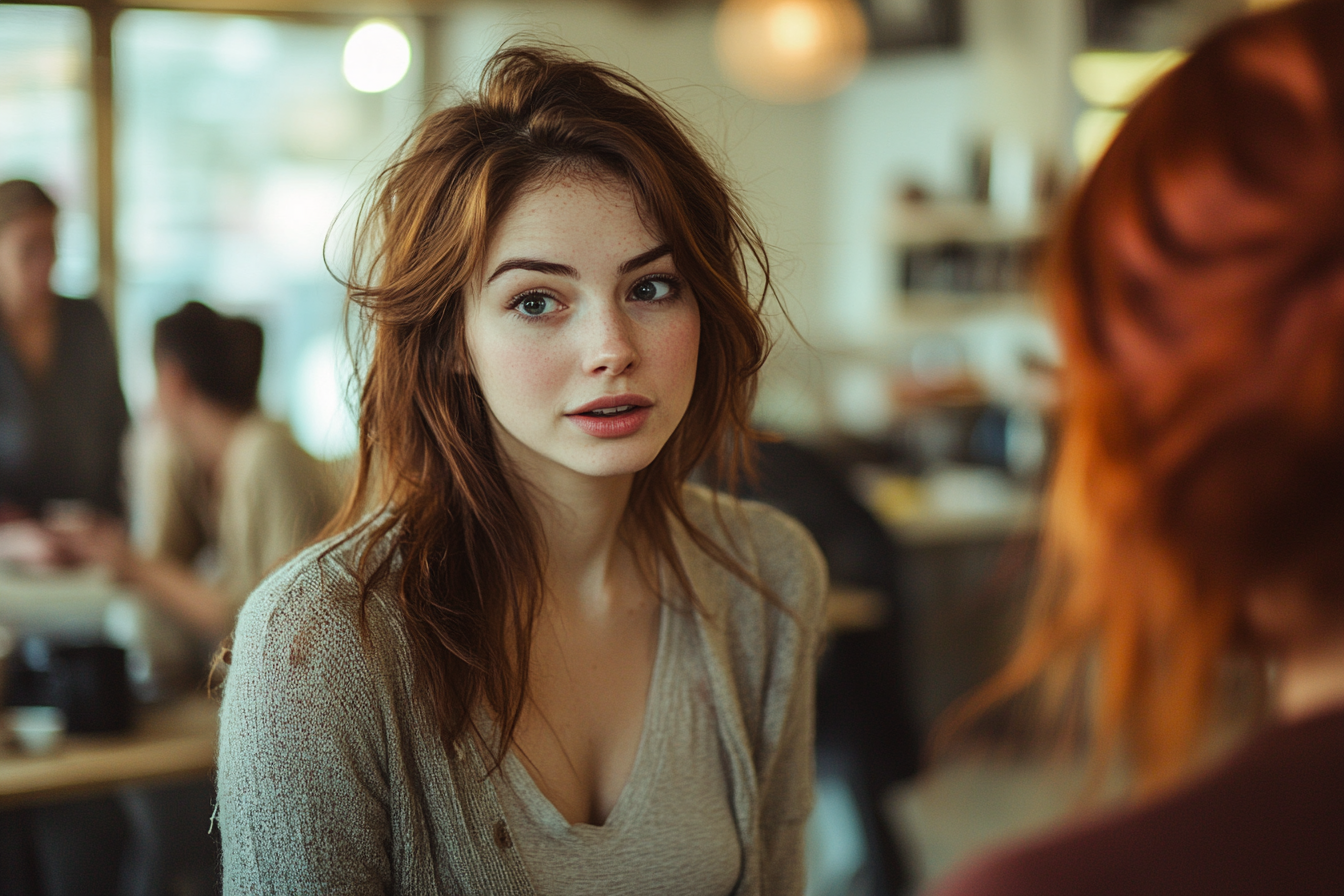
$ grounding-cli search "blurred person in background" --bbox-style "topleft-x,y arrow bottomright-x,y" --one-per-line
934,2 -> 1344,894
63,301 -> 339,645
0,179 -> 128,561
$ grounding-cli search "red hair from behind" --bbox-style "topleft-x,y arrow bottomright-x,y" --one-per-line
955,0 -> 1344,791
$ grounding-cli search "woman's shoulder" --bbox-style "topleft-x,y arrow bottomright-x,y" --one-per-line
230,522 -> 403,681
681,482 -> 820,555
227,415 -> 317,471
223,416 -> 333,498
678,482 -> 827,620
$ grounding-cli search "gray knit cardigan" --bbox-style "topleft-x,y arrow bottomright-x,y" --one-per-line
217,485 -> 827,895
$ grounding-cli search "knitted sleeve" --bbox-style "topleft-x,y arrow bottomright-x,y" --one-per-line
217,556 -> 394,895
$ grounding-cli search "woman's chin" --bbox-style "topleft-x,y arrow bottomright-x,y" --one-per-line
566,448 -> 664,481
535,433 -> 672,482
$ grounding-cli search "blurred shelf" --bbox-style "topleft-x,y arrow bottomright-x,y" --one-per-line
888,198 -> 1049,331
890,199 -> 1045,247
896,291 -> 1044,324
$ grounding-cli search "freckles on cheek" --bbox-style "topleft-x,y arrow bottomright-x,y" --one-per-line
480,330 -> 567,392
656,315 -> 701,375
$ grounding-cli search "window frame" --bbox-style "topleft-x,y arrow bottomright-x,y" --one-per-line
2,0 -> 444,323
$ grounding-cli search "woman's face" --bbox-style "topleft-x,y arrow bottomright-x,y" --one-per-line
0,210 -> 57,318
464,174 -> 700,486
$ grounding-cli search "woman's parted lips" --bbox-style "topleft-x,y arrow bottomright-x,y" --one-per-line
566,393 -> 653,415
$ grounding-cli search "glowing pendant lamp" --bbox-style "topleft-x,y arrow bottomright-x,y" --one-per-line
343,19 -> 411,93
714,0 -> 869,104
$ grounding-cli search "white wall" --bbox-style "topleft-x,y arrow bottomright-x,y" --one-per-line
823,0 -> 1083,347
824,54 -> 976,344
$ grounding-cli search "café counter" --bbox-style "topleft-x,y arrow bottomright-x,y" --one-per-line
1,564 -> 216,807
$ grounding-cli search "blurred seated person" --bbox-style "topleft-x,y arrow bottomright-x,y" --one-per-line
64,301 -> 339,643
933,3 -> 1344,894
0,179 -> 128,559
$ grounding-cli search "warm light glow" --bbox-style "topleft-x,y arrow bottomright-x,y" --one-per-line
1070,50 -> 1185,109
715,0 -> 868,104
1074,108 -> 1127,168
342,19 -> 410,93
1246,0 -> 1294,9
768,2 -> 823,57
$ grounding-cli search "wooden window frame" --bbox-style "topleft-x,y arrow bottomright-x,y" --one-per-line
3,0 -> 444,320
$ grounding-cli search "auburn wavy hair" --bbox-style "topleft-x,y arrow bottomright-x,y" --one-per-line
325,45 -> 772,760
954,0 -> 1344,791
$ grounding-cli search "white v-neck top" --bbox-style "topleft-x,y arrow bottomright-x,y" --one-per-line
495,600 -> 742,895
220,485 -> 828,895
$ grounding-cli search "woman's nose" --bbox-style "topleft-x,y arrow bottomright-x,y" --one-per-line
584,303 -> 639,376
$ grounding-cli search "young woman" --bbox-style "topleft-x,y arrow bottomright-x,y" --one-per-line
934,3 -> 1344,894
216,46 -> 826,895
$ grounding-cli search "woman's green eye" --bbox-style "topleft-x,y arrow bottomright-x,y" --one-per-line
632,279 -> 673,302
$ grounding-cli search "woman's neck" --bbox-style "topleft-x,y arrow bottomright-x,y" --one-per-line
524,469 -> 638,614
180,403 -> 249,484
1250,585 -> 1344,721
1275,625 -> 1344,720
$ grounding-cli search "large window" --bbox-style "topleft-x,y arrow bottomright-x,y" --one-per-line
113,10 -> 422,457
0,4 -> 96,298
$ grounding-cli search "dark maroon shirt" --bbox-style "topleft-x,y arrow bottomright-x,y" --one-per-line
930,705 -> 1344,896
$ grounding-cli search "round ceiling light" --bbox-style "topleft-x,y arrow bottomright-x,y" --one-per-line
714,0 -> 868,104
343,19 -> 411,93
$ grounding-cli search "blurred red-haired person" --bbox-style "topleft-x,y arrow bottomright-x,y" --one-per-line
933,2 -> 1344,894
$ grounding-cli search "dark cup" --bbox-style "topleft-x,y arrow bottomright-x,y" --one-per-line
49,644 -> 133,733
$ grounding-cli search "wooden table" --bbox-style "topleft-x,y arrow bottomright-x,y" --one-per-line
0,695 -> 218,808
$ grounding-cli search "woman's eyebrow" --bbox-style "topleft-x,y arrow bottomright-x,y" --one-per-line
486,258 -> 577,284
619,243 -> 672,274
486,243 -> 672,285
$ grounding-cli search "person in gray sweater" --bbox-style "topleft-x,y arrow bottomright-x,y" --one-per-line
217,45 -> 827,895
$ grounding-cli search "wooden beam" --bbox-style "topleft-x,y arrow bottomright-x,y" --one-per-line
120,0 -> 439,21
5,0 -> 709,19
88,0 -> 118,322
419,11 -> 444,114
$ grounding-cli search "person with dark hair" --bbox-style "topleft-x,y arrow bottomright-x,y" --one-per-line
216,45 -> 826,894
0,178 -> 128,560
63,301 -> 338,642
153,299 -> 265,414
933,3 -> 1344,894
